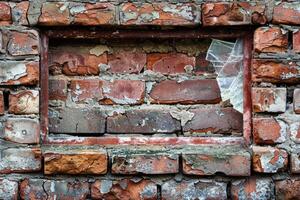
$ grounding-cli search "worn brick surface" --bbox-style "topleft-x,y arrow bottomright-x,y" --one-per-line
9,90 -> 39,114
252,88 -> 287,113
252,146 -> 288,173
290,122 -> 300,143
0,91 -> 4,115
252,60 -> 300,84
20,179 -> 90,200
161,179 -> 227,200
49,107 -> 106,134
91,179 -> 157,200
231,177 -> 275,200
49,78 -> 68,101
44,148 -> 107,175
273,2 -> 300,25
147,53 -> 195,74
12,1 -> 29,25
107,109 -> 181,134
0,2 -> 11,25
293,30 -> 300,53
39,2 -> 71,25
3,118 -> 39,144
275,179 -> 300,199
150,80 -> 220,104
0,179 -> 18,200
183,107 -> 243,135
291,153 -> 300,173
69,79 -> 103,103
254,27 -> 288,53
294,89 -> 300,114
253,117 -> 286,144
182,146 -> 250,176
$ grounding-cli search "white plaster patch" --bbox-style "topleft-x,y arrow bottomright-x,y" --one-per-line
0,62 -> 27,83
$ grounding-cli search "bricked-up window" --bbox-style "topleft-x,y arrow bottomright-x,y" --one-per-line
40,27 -> 253,145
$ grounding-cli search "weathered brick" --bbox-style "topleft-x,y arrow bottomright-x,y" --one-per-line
150,80 -> 220,104
38,2 -> 71,25
290,122 -> 300,143
3,118 -> 39,144
108,51 -> 146,74
0,179 -> 18,200
0,91 -> 4,115
293,30 -> 300,53
183,107 -> 243,135
182,146 -> 250,176
0,147 -> 41,173
0,61 -> 39,85
7,30 -> 39,56
20,179 -> 90,200
275,179 -> 300,199
49,78 -> 68,101
202,2 -> 267,26
91,179 -> 157,200
12,1 -> 29,25
111,151 -> 179,174
107,109 -> 181,134
195,53 -> 215,74
252,60 -> 300,84
71,3 -> 116,25
102,80 -> 145,105
120,3 -> 200,26
69,79 -> 102,103
252,88 -> 286,113
9,90 -> 39,114
253,117 -> 286,144
0,2 -> 12,25
44,148 -> 107,175
291,153 -> 300,173
49,49 -> 107,76
49,107 -> 106,134
254,27 -> 288,53
252,146 -> 288,173
273,2 -> 300,25
294,89 -> 300,114
147,53 -> 195,74
161,179 -> 227,200
231,178 -> 275,200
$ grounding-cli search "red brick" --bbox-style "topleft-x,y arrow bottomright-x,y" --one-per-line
293,30 -> 300,53
252,146 -> 288,173
252,88 -> 286,113
72,3 -> 116,25
111,151 -> 179,174
183,107 -> 242,135
101,80 -> 145,105
0,61 -> 39,85
147,53 -> 195,74
291,153 -> 300,173
49,107 -> 106,134
3,118 -> 39,144
9,90 -> 39,115
294,89 -> 300,114
7,30 -> 39,56
273,2 -> 300,25
107,109 -> 181,134
44,148 -> 107,175
150,80 -> 220,104
108,51 -> 146,74
69,79 -> 103,103
195,53 -> 215,74
182,146 -> 250,176
49,78 -> 68,101
275,179 -> 300,199
253,117 -> 286,144
120,3 -> 200,26
49,49 -> 107,76
231,178 -> 275,200
20,179 -> 90,200
202,2 -> 267,26
162,179 -> 227,200
12,1 -> 29,25
254,27 -> 288,53
0,91 -> 4,115
252,60 -> 300,84
0,2 -> 12,25
0,147 -> 41,173
38,2 -> 71,25
91,179 -> 157,200
0,179 -> 18,200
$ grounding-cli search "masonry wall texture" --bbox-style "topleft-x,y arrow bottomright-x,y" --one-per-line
0,0 -> 300,199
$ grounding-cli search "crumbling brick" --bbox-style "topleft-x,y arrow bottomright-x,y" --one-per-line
275,179 -> 300,199
49,78 -> 68,101
294,89 -> 300,114
273,2 -> 300,25
38,2 -> 71,25
0,179 -> 18,200
12,1 -> 29,25
293,30 -> 300,53
9,90 -> 39,114
0,2 -> 12,25
291,153 -> 300,173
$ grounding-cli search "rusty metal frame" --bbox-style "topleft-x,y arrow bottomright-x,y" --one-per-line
40,27 -> 253,146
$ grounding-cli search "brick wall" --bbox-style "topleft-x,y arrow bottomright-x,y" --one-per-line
0,1 -> 300,199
